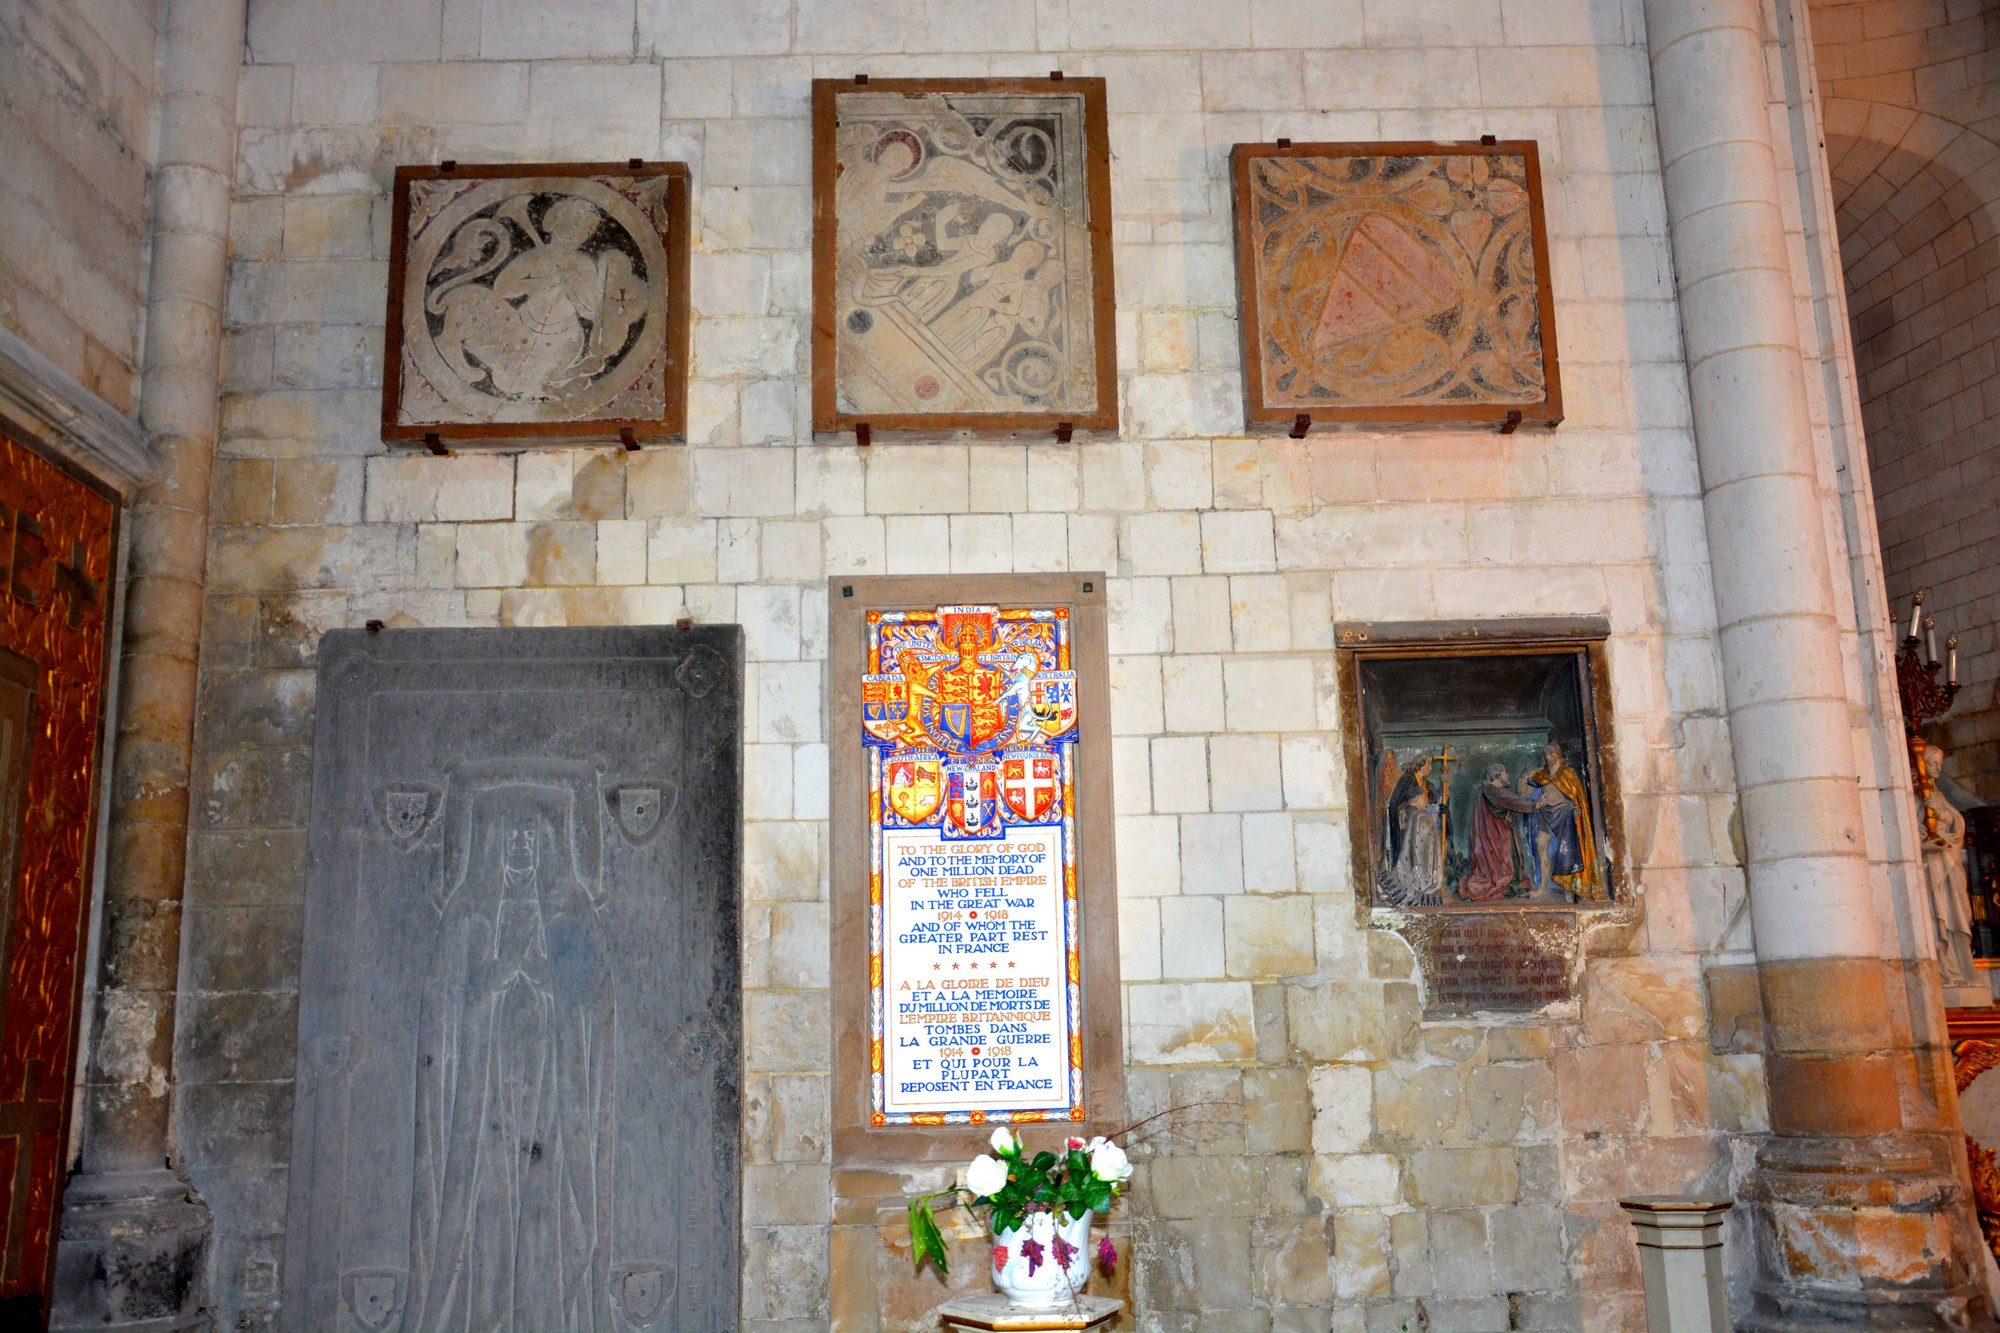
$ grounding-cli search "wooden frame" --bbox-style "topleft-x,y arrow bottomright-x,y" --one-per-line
1334,618 -> 1624,922
1231,140 -> 1563,433
0,426 -> 119,1317
382,161 -> 690,449
829,574 -> 1124,1164
811,78 -> 1119,441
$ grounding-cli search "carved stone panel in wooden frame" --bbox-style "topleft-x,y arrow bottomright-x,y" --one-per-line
1231,140 -> 1562,433
811,78 -> 1118,440
383,162 -> 690,448
1336,619 -> 1629,1018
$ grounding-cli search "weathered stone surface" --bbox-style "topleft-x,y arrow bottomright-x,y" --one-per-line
282,627 -> 742,1329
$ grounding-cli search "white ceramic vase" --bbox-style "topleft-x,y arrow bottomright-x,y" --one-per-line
991,1210 -> 1093,1309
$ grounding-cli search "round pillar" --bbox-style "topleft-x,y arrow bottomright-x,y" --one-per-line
51,0 -> 243,1325
1642,0 -> 1985,1324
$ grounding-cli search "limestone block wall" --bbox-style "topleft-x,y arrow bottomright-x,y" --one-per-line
184,2 -> 1778,1329
0,0 -> 160,414
1812,0 -> 2000,803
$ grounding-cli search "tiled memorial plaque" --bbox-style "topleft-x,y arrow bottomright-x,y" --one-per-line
283,626 -> 740,1330
865,603 -> 1082,1124
1336,621 -> 1627,1017
811,79 -> 1118,438
1231,140 -> 1562,432
383,162 -> 690,447
830,575 -> 1123,1162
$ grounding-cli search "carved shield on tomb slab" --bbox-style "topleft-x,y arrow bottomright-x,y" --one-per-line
376,783 -> 440,849
613,1261 -> 676,1326
607,778 -> 676,844
340,1268 -> 403,1331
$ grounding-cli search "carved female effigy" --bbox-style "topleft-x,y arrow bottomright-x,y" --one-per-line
813,78 -> 1118,435
383,162 -> 690,446
1232,141 -> 1563,431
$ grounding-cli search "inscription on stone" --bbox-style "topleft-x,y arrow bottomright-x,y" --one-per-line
1406,913 -> 1577,1017
283,627 -> 741,1331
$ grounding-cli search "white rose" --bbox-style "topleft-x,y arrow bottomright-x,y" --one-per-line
1089,1139 -> 1132,1184
989,1126 -> 1018,1157
964,1153 -> 1008,1198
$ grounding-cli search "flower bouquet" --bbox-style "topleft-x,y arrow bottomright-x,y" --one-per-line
909,1126 -> 1132,1309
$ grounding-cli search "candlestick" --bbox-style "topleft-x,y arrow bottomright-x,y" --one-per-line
1926,617 -> 1937,665
1909,589 -> 1926,641
1948,635 -> 1959,687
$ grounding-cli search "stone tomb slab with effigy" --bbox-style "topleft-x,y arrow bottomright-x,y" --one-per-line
1230,140 -> 1562,432
282,626 -> 740,1331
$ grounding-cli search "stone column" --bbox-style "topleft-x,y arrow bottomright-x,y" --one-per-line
1642,0 -> 1985,1324
50,0 -> 243,1325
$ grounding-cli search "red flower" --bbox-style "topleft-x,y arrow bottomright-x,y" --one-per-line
1021,1237 -> 1045,1275
1097,1237 -> 1118,1275
1053,1235 -> 1078,1269
992,1245 -> 1010,1273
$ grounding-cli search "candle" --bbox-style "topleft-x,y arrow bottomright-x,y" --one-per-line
1926,617 -> 1937,665
1948,635 -> 1959,686
1909,590 -> 1925,641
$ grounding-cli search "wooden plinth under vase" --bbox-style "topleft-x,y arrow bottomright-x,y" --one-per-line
937,1293 -> 1124,1331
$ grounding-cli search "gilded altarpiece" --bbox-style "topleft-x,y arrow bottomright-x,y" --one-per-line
812,79 -> 1118,437
1232,140 -> 1562,431
0,430 -> 115,1315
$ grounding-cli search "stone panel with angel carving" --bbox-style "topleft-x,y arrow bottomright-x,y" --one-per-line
383,162 -> 690,447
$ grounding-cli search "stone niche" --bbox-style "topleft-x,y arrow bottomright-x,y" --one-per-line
281,626 -> 741,1331
1336,618 -> 1634,1018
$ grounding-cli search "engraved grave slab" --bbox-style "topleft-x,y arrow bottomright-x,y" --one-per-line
282,627 -> 740,1331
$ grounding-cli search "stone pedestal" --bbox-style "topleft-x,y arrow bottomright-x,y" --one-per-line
1621,1197 -> 1731,1333
937,1293 -> 1123,1330
49,1169 -> 210,1332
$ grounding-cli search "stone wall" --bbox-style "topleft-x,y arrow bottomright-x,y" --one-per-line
1813,0 -> 2000,804
0,0 -> 159,415
184,2 -> 1783,1329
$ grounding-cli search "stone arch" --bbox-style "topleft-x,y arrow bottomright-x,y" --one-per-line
1824,96 -> 2000,799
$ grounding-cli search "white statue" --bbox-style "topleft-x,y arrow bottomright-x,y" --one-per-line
1920,744 -> 1986,1000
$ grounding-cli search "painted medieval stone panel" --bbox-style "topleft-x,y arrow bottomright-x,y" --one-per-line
383,163 -> 691,447
282,626 -> 740,1331
1231,141 -> 1562,431
812,80 -> 1118,436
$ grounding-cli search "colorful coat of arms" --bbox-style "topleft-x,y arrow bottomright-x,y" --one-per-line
863,605 -> 1076,828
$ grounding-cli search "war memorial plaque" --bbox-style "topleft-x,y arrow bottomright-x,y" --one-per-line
865,603 -> 1082,1122
282,626 -> 741,1331
830,575 -> 1123,1161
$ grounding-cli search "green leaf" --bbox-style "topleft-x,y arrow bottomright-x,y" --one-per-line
910,1200 -> 950,1275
